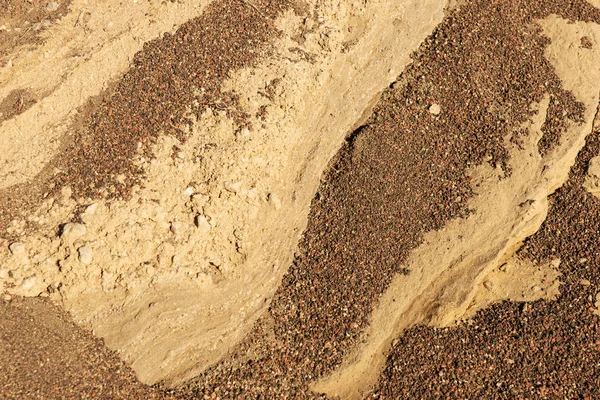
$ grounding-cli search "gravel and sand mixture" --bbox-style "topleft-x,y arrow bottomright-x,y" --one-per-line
2,0 -> 600,399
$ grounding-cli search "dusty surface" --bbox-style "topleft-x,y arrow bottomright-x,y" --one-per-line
2,0 -> 600,398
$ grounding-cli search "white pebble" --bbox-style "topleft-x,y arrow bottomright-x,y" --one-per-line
429,103 -> 441,115
195,215 -> 211,233
61,223 -> 87,241
224,181 -> 242,194
84,203 -> 98,215
269,193 -> 281,210
46,2 -> 59,12
20,276 -> 37,292
8,242 -> 26,256
78,246 -> 93,265
170,221 -> 189,236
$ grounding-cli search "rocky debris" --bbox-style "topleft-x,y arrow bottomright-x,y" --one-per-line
8,242 -> 26,256
583,155 -> 600,196
428,103 -> 442,115
84,203 -> 98,215
195,215 -> 211,233
77,246 -> 93,265
60,223 -> 86,242
268,193 -> 281,210
46,2 -> 59,12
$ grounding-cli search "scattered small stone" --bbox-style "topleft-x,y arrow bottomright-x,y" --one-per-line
77,246 -> 93,265
3,293 -> 12,301
170,221 -> 189,236
224,181 -> 242,194
61,223 -> 87,241
84,203 -> 98,215
20,276 -> 37,292
46,2 -> 59,12
8,242 -> 26,256
428,103 -> 441,115
268,193 -> 281,210
580,279 -> 592,286
195,215 -> 211,233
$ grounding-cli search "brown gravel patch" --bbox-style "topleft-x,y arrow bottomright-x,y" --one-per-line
175,0 -> 599,398
374,105 -> 600,400
0,0 -> 71,67
0,297 -> 164,400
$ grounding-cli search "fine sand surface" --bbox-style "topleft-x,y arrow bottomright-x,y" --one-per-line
2,0 -> 600,399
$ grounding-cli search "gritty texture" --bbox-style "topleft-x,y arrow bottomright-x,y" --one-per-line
2,0 -> 600,398
0,0 -> 291,235
0,0 -> 71,67
53,0 -> 290,200
0,297 -> 163,399
173,0 -> 599,398
374,105 -> 600,400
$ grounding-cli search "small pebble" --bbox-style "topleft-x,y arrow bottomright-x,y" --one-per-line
429,103 -> 441,115
269,193 -> 282,210
46,2 -> 59,12
170,221 -> 189,236
84,203 -> 98,215
195,215 -> 211,233
78,246 -> 93,265
9,242 -> 26,256
61,223 -> 87,241
20,276 -> 37,292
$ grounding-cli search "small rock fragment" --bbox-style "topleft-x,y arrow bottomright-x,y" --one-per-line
584,156 -> 600,197
429,103 -> 441,115
3,294 -> 12,301
8,242 -> 26,256
84,203 -> 98,215
224,181 -> 242,194
20,276 -> 37,292
61,223 -> 87,241
269,193 -> 282,210
78,246 -> 93,265
170,221 -> 190,236
46,2 -> 59,12
195,215 -> 211,233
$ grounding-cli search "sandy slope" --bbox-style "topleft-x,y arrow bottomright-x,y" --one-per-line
1,0 -> 600,397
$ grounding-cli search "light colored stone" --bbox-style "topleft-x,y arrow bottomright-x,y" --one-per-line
584,156 -> 600,196
269,193 -> 281,210
194,215 -> 211,233
46,2 -> 59,12
8,242 -> 26,256
78,246 -> 93,265
84,203 -> 98,215
20,276 -> 37,292
429,103 -> 441,115
61,223 -> 87,241
170,221 -> 189,236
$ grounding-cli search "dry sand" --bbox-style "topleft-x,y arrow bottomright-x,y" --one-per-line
2,0 -> 600,399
